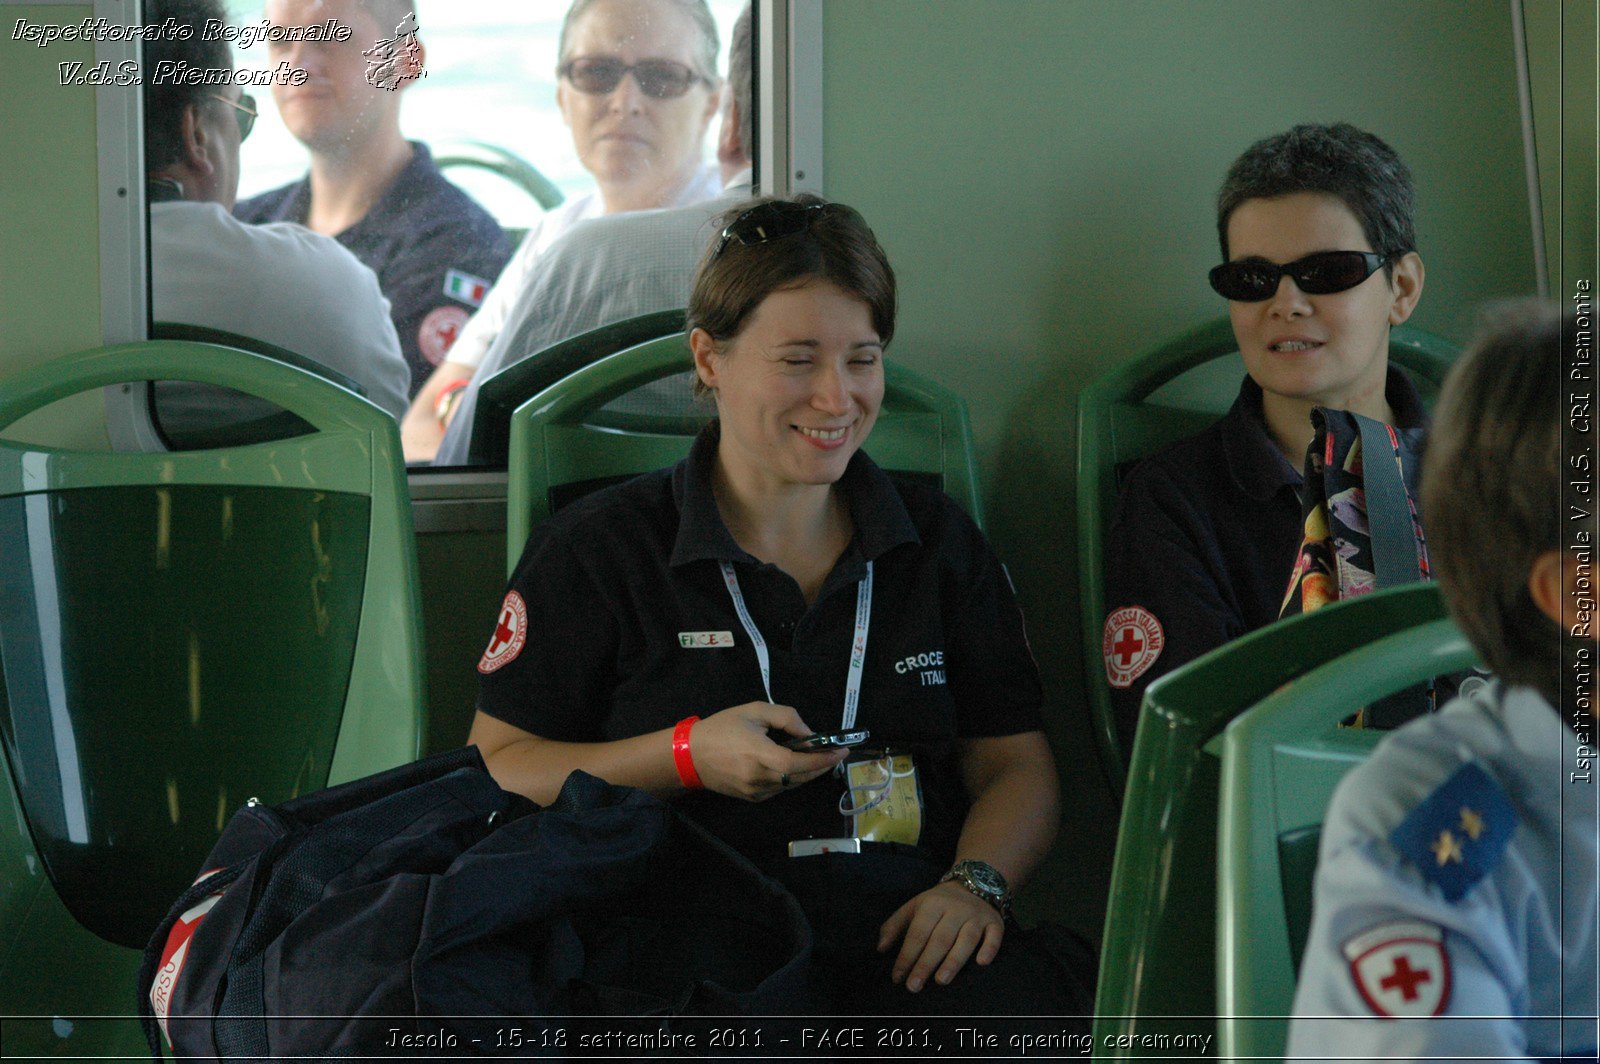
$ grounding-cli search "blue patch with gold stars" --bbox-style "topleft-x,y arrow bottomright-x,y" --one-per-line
1390,762 -> 1517,902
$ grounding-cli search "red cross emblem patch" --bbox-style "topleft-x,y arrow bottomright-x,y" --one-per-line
478,591 -> 528,674
1102,606 -> 1164,689
1343,920 -> 1451,1017
418,304 -> 471,366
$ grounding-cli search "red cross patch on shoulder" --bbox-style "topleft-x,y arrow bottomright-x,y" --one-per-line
1103,606 -> 1164,689
1342,920 -> 1451,1017
478,591 -> 528,674
418,304 -> 471,366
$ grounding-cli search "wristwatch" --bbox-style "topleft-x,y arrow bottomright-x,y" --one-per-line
941,859 -> 1011,918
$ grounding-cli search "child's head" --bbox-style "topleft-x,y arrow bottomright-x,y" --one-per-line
1422,303 -> 1569,704
1212,124 -> 1425,419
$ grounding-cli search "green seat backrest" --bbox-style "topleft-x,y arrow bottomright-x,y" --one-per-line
1090,583 -> 1449,1060
1276,824 -> 1324,970
506,333 -> 983,573
470,309 -> 686,466
148,321 -> 367,449
1076,318 -> 1459,796
0,341 -> 425,1059
1215,613 -> 1479,1061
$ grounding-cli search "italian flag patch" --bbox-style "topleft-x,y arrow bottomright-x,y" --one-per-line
444,269 -> 491,307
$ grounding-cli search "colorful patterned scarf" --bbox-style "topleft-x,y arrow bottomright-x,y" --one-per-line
1279,408 -> 1439,726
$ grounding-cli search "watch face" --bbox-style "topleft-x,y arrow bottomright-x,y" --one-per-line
960,861 -> 1006,895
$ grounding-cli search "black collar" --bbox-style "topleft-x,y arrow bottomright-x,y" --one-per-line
271,141 -> 436,229
668,422 -> 921,569
1221,365 -> 1430,501
1220,377 -> 1302,501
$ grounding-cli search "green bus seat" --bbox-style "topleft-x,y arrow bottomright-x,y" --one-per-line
148,321 -> 367,450
0,340 -> 426,1059
1215,610 -> 1479,1061
469,309 -> 687,466
506,332 -> 984,573
1090,583 -> 1450,1060
1076,318 -> 1459,796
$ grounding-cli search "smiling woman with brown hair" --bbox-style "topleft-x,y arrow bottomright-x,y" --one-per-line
467,195 -> 1092,1018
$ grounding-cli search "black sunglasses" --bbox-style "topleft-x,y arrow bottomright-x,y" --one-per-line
714,201 -> 838,257
1209,250 -> 1388,302
559,57 -> 708,99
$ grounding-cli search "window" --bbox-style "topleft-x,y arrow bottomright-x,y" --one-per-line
137,0 -> 752,462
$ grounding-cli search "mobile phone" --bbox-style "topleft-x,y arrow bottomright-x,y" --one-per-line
781,729 -> 870,750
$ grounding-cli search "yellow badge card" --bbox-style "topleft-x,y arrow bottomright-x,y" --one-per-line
847,755 -> 923,846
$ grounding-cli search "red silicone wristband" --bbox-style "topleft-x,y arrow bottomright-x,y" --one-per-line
672,716 -> 703,790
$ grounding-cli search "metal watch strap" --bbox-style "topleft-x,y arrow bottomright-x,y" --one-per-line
941,859 -> 1011,917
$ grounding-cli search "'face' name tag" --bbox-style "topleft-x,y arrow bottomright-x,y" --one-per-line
679,631 -> 736,649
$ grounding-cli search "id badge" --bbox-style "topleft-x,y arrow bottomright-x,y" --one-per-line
845,754 -> 923,846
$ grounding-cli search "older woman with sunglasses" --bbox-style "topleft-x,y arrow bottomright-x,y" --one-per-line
1101,123 -> 1428,754
468,196 -> 1091,1018
403,0 -> 724,460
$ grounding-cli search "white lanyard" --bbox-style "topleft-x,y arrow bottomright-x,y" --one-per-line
719,560 -> 873,731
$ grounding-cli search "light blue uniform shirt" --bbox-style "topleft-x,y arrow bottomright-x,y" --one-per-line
1290,682 -> 1597,1061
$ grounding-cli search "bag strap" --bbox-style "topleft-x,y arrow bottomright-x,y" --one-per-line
1354,413 -> 1423,590
215,764 -> 503,1058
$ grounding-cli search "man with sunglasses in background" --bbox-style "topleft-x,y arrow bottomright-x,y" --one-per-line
236,0 -> 511,398
429,2 -> 753,467
1101,123 -> 1427,755
144,0 -> 409,442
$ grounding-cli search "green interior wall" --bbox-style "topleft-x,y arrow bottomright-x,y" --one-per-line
0,3 -> 114,449
821,0 -> 1545,937
1524,0 -> 1598,299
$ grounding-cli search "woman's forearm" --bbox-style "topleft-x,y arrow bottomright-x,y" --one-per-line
953,732 -> 1061,888
468,713 -> 681,805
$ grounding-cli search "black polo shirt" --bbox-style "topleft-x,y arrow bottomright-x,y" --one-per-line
236,141 -> 512,395
477,423 -> 1044,868
1102,367 -> 1429,752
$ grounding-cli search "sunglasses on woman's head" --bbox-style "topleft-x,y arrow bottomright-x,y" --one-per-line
714,200 -> 868,258
559,56 -> 707,99
1208,250 -> 1388,302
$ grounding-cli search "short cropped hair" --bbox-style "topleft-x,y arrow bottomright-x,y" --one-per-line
1422,302 -> 1566,703
687,195 -> 897,397
1216,123 -> 1417,277
143,0 -> 232,171
558,0 -> 719,82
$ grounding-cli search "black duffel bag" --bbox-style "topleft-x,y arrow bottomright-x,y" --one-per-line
137,747 -> 816,1060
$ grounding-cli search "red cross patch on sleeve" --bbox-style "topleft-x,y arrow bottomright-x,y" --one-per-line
418,304 -> 471,366
478,591 -> 528,674
1103,606 -> 1164,689
1342,919 -> 1452,1017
